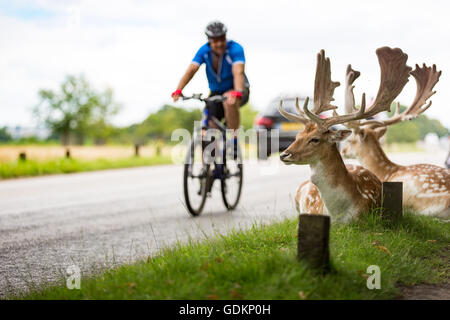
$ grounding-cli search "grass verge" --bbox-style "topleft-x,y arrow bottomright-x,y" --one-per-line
15,212 -> 449,300
0,156 -> 173,179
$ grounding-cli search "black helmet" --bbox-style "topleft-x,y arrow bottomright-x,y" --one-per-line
205,21 -> 227,38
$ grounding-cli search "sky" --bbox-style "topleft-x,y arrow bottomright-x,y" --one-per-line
1,0 -> 449,129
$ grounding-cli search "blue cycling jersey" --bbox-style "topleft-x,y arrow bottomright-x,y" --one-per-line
192,40 -> 249,93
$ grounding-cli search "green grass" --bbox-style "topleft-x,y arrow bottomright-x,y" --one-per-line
0,156 -> 173,179
15,211 -> 449,300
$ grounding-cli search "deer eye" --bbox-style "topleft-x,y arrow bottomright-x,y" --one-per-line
309,137 -> 320,144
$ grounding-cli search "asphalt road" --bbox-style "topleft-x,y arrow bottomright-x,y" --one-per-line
0,151 -> 447,297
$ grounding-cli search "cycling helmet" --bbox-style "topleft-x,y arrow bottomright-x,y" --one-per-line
205,21 -> 227,38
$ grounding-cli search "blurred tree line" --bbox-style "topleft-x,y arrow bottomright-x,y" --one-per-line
385,104 -> 449,143
119,102 -> 258,145
29,74 -> 258,146
0,127 -> 12,142
2,76 -> 445,146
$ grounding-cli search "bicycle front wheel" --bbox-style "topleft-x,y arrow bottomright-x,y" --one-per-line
183,139 -> 208,216
221,145 -> 243,210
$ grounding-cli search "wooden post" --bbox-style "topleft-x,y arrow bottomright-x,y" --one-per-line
19,152 -> 27,161
65,148 -> 71,159
134,144 -> 140,157
298,214 -> 330,272
381,181 -> 403,223
155,139 -> 163,156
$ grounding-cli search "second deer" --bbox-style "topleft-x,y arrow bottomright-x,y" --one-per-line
341,63 -> 449,217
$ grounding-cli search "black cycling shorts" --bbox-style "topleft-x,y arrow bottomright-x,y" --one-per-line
207,87 -> 250,121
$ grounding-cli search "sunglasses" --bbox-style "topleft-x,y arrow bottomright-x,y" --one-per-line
208,35 -> 226,43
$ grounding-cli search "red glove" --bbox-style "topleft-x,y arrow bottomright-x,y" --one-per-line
171,89 -> 182,97
229,90 -> 243,98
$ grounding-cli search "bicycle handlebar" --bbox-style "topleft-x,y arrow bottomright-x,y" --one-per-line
181,93 -> 226,103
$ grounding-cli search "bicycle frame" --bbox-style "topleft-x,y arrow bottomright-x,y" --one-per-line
182,93 -> 229,181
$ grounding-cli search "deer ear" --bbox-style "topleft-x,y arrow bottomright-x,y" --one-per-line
374,127 -> 387,139
329,130 -> 352,142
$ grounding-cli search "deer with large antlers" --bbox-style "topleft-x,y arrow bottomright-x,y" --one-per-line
280,47 -> 411,221
341,63 -> 449,217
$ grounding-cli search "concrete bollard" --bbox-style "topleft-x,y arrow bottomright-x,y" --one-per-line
19,152 -> 27,161
381,181 -> 403,223
297,214 -> 330,272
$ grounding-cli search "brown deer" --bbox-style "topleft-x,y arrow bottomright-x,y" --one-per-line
279,47 -> 411,221
341,63 -> 449,217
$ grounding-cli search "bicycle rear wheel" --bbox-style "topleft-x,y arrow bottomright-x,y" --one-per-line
183,139 -> 208,216
221,144 -> 243,210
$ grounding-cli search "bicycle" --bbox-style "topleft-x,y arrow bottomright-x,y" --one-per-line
181,93 -> 243,216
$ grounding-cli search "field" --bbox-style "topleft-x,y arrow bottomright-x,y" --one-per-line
14,212 -> 449,300
0,144 -> 171,162
0,144 -> 175,179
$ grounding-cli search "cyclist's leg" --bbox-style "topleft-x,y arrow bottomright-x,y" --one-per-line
222,87 -> 249,159
222,87 -> 250,130
202,96 -> 224,162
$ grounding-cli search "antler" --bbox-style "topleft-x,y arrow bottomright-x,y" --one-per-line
362,47 -> 412,118
278,47 -> 413,131
303,47 -> 411,130
312,50 -> 340,114
344,64 -> 361,115
278,97 -> 310,125
361,63 -> 442,127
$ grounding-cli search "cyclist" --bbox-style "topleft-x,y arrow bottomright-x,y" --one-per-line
171,20 -> 250,156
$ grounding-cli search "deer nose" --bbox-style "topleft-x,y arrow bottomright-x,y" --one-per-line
280,151 -> 291,161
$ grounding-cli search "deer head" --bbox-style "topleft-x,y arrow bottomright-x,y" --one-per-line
279,47 -> 412,165
280,121 -> 351,165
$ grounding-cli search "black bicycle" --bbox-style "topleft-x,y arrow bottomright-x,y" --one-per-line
182,93 -> 243,216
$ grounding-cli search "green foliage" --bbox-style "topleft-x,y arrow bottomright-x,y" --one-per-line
126,102 -> 258,144
0,127 -> 12,143
386,121 -> 420,143
131,105 -> 202,143
34,75 -> 120,145
415,117 -> 448,139
385,103 -> 448,143
1,138 -> 60,146
17,212 -> 449,300
239,103 -> 258,131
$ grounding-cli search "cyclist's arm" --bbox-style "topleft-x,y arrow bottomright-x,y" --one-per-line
232,63 -> 245,92
176,63 -> 200,91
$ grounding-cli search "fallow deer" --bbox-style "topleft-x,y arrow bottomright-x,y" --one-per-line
341,63 -> 449,217
279,47 -> 411,221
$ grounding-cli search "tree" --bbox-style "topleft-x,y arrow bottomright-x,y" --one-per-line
34,75 -> 120,145
0,127 -> 12,143
386,121 -> 421,144
385,103 -> 449,143
133,105 -> 202,143
127,102 -> 259,144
